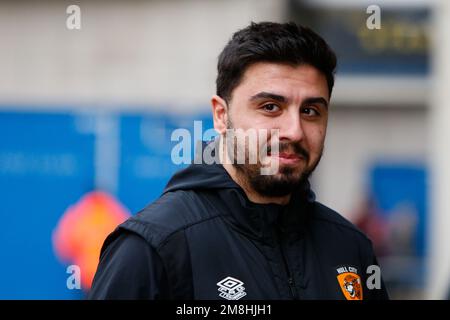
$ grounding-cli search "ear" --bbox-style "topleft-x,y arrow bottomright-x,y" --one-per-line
211,95 -> 228,135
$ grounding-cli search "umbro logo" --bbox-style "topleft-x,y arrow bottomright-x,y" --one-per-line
217,276 -> 246,300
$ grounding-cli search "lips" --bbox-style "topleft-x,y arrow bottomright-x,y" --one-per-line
266,142 -> 309,161
278,152 -> 302,160
266,152 -> 304,165
267,152 -> 303,159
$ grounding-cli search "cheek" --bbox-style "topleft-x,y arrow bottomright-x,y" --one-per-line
305,127 -> 326,152
229,112 -> 257,130
245,120 -> 274,133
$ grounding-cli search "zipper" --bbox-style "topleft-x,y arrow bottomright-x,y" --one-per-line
276,227 -> 299,300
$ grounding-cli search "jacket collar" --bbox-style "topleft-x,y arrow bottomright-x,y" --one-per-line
215,172 -> 315,244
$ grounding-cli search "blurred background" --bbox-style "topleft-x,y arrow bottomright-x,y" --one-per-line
0,0 -> 449,299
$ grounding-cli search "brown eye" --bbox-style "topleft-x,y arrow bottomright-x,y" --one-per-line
301,107 -> 319,116
262,104 -> 280,113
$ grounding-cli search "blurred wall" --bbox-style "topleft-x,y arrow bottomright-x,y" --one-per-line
428,0 -> 450,299
0,0 -> 284,111
315,106 -> 428,222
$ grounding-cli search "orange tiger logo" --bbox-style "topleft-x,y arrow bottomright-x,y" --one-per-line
337,272 -> 363,300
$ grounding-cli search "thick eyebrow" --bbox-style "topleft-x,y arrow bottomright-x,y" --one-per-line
249,92 -> 287,103
302,97 -> 329,109
249,91 -> 328,108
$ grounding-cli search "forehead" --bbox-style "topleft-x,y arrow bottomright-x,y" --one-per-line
233,62 -> 329,100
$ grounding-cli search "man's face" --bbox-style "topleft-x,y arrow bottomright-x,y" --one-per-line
221,62 -> 329,197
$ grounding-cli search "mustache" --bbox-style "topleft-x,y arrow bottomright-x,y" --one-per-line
266,141 -> 309,160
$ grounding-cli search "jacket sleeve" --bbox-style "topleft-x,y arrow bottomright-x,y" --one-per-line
87,231 -> 170,300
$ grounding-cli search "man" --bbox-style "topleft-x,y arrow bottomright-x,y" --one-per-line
89,22 -> 389,300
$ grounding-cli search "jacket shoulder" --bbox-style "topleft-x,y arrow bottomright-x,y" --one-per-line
311,201 -> 371,243
116,190 -> 222,247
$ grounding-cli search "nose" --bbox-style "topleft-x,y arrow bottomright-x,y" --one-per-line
278,109 -> 304,142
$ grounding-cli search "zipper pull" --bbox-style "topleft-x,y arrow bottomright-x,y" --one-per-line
288,277 -> 297,299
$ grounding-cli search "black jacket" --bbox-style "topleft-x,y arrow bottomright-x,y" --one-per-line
89,161 -> 389,300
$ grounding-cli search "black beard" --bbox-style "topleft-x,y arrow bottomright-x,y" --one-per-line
233,155 -> 320,198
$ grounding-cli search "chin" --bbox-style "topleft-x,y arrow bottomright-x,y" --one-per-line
278,163 -> 306,175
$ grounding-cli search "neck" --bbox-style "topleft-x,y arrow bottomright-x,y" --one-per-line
222,162 -> 291,205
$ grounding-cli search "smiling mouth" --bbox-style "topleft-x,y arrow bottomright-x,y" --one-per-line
267,152 -> 304,164
278,152 -> 302,159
